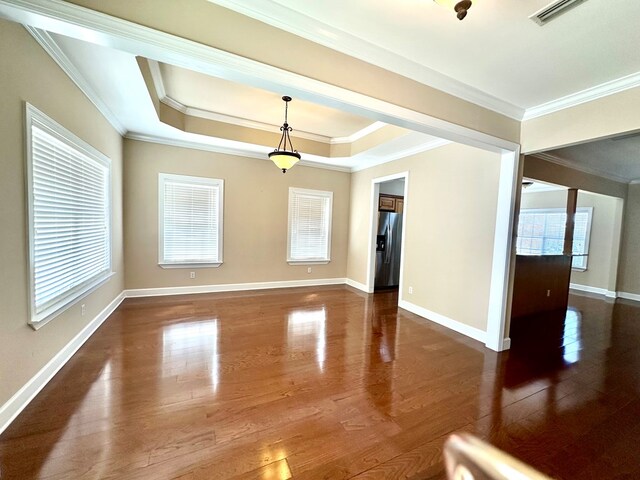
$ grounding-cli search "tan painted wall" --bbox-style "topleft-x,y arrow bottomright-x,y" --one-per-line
123,140 -> 350,289
618,184 -> 640,296
65,0 -> 520,143
521,86 -> 640,154
520,190 -> 623,293
0,20 -> 124,405
348,143 -> 501,331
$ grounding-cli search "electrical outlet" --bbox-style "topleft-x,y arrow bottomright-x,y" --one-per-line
408,286 -> 413,294
307,267 -> 312,274
81,304 -> 86,316
546,289 -> 551,297
190,271 -> 196,279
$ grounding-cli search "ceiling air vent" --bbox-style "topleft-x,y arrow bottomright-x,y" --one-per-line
529,0 -> 588,26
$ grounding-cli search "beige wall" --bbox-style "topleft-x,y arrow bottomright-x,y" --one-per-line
520,190 -> 623,292
348,143 -> 501,331
65,0 -> 520,143
618,184 -> 640,295
521,86 -> 640,154
123,140 -> 350,289
0,20 -> 124,406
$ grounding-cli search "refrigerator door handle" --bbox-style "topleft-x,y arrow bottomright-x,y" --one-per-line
385,223 -> 392,264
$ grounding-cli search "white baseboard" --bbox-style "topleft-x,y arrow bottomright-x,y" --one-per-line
398,299 -> 487,344
570,283 -> 617,298
0,292 -> 125,436
124,278 -> 348,298
617,291 -> 640,302
345,278 -> 370,293
502,337 -> 512,350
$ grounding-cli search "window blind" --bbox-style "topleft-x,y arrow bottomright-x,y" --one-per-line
159,174 -> 223,265
29,114 -> 111,324
288,188 -> 332,262
516,207 -> 592,269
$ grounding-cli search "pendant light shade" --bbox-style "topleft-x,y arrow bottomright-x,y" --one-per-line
269,96 -> 301,173
433,0 -> 473,20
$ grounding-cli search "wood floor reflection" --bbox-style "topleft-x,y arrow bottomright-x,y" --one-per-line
1,287 -> 639,479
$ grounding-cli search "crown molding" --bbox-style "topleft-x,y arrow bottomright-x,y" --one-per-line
146,58 -> 166,99
24,26 -> 126,135
629,179 -> 640,185
159,95 -> 187,114
350,138 -> 450,172
206,0 -> 524,121
124,132 -> 448,174
159,96 -> 390,146
147,59 -> 382,146
523,71 -> 640,121
179,101 -> 333,143
12,0 -> 640,129
158,97 -> 382,145
0,0 -> 519,154
124,132 -> 352,172
531,152 -> 630,184
331,121 -> 386,145
149,57 -> 334,144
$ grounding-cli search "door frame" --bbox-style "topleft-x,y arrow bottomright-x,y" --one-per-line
367,172 -> 410,301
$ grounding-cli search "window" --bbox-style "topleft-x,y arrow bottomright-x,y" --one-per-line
288,187 -> 333,264
516,207 -> 593,270
158,173 -> 223,267
26,104 -> 112,327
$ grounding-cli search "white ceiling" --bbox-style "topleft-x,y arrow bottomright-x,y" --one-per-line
544,134 -> 640,183
210,0 -> 640,115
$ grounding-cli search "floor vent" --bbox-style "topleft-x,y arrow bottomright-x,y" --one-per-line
529,0 -> 588,26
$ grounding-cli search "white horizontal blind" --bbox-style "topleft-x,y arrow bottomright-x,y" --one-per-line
160,174 -> 223,264
288,188 -> 332,262
516,207 -> 592,269
28,109 -> 111,324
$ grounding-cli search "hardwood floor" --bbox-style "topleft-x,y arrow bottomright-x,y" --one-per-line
1,286 -> 639,479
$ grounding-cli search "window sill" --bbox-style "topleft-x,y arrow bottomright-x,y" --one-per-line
159,263 -> 222,269
29,271 -> 116,330
287,260 -> 330,265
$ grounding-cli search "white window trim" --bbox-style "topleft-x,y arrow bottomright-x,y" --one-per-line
158,173 -> 224,268
287,187 -> 333,265
570,206 -> 593,271
25,103 -> 113,330
517,206 -> 593,271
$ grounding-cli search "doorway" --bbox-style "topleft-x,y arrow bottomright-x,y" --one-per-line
374,178 -> 405,292
511,178 -> 624,350
367,172 -> 409,302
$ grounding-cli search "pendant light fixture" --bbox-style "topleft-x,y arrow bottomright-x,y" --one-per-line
269,96 -> 301,173
433,0 -> 473,20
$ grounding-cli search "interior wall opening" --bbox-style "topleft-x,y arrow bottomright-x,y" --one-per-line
510,177 -> 625,352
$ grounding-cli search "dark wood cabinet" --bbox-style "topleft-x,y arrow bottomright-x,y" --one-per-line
379,194 -> 404,213
379,195 -> 396,211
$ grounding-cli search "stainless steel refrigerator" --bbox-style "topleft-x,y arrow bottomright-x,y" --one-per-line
375,211 -> 403,289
